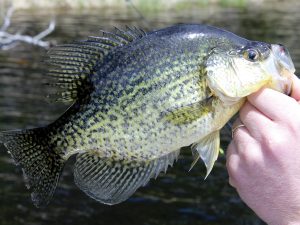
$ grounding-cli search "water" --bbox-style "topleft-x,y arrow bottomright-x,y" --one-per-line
1,1 -> 300,224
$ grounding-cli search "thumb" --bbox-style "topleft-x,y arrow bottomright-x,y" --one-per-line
290,75 -> 300,101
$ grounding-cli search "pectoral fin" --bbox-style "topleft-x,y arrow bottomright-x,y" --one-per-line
190,131 -> 220,179
164,96 -> 214,125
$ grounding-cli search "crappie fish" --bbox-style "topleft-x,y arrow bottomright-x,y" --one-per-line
0,24 -> 295,207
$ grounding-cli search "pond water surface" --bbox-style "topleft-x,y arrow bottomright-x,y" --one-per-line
1,1 -> 300,225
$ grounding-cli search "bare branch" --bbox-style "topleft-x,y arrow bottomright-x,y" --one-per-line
0,6 -> 55,50
0,4 -> 14,32
34,19 -> 55,40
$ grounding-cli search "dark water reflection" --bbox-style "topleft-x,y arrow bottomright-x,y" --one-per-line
1,1 -> 300,224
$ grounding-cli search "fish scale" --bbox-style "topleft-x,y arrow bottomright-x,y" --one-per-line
69,28 -> 234,172
0,24 -> 295,207
61,44 -> 206,158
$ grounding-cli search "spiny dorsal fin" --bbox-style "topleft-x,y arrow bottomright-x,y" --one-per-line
46,26 -> 147,102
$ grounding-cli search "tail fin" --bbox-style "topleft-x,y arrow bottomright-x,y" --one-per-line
0,127 -> 65,208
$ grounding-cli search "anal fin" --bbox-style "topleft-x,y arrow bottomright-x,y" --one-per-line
73,149 -> 180,205
190,131 -> 220,179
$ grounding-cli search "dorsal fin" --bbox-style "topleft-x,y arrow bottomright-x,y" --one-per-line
46,27 -> 147,102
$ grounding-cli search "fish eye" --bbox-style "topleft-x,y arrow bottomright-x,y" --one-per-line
244,49 -> 259,62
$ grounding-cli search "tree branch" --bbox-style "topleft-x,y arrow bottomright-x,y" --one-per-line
0,5 -> 55,50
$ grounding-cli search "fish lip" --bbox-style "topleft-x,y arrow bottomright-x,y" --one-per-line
270,44 -> 295,95
285,78 -> 292,95
271,44 -> 295,73
278,70 -> 294,95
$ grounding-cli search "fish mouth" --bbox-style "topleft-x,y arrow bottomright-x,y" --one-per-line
276,66 -> 294,96
271,44 -> 295,72
271,44 -> 295,95
284,76 -> 292,96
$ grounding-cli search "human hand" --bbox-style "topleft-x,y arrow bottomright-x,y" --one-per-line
226,75 -> 300,225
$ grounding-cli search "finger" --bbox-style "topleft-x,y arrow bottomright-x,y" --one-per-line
239,101 -> 273,139
226,139 -> 238,158
247,88 -> 298,121
290,75 -> 300,101
231,119 -> 261,161
231,117 -> 252,146
231,117 -> 244,139
226,141 -> 238,187
228,177 -> 236,188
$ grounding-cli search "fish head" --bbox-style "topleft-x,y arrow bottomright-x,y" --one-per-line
206,41 -> 295,105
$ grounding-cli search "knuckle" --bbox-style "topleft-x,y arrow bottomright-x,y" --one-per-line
239,148 -> 260,166
284,115 -> 300,134
236,139 -> 263,167
262,128 -> 288,153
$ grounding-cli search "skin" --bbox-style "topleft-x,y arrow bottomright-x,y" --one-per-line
226,75 -> 300,225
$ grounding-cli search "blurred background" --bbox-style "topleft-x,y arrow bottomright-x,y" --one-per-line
0,0 -> 299,224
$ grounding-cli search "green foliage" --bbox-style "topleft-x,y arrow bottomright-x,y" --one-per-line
2,0 -> 250,10
219,0 -> 247,7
